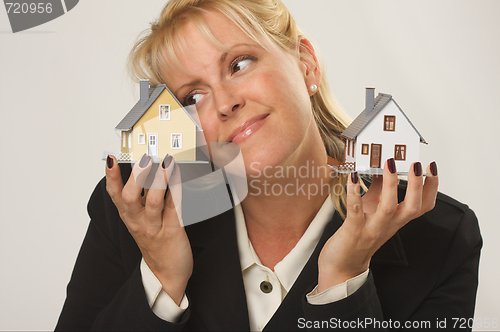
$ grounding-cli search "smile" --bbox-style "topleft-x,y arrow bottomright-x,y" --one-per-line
229,114 -> 269,144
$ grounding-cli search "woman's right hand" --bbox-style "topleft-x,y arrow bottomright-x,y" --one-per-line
105,153 -> 192,306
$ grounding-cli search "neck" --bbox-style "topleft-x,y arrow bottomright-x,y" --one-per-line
240,143 -> 336,268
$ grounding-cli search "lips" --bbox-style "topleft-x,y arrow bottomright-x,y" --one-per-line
228,114 -> 269,144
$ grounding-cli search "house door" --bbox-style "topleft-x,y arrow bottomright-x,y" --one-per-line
147,134 -> 158,157
370,144 -> 382,168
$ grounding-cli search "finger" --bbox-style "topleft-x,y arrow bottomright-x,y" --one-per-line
122,154 -> 152,221
161,154 -> 174,188
142,156 -> 174,223
345,172 -> 365,228
168,162 -> 182,206
105,155 -> 125,215
393,162 -> 424,222
143,162 -> 169,226
422,161 -> 439,212
141,188 -> 148,206
163,161 -> 183,227
375,158 -> 399,220
369,174 -> 383,191
362,175 -> 383,214
140,154 -> 173,206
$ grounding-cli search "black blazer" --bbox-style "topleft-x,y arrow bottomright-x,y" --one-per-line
56,167 -> 481,331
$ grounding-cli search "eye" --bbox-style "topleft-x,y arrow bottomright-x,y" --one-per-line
231,55 -> 254,74
183,92 -> 204,106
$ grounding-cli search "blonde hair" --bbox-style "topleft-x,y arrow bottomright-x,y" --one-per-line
128,0 -> 352,217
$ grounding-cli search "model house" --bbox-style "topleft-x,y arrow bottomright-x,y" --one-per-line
331,88 -> 426,174
115,79 -> 203,163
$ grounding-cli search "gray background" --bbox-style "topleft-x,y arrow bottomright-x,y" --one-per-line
1,0 -> 498,330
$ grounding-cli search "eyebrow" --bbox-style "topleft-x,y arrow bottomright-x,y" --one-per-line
219,43 -> 255,65
219,52 -> 229,66
174,43 -> 259,96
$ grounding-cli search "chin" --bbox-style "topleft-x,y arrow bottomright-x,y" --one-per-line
236,128 -> 302,178
241,147 -> 288,179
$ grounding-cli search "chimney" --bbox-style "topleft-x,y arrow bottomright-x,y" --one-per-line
140,79 -> 149,107
365,87 -> 375,115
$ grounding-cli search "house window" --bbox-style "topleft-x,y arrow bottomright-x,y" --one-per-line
171,133 -> 182,149
384,115 -> 395,131
361,144 -> 369,155
122,132 -> 126,148
138,134 -> 145,145
159,105 -> 170,120
394,145 -> 406,160
128,132 -> 132,148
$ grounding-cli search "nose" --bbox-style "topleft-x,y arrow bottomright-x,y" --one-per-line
212,83 -> 244,120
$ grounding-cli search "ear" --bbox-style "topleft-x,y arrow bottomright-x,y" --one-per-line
298,36 -> 322,96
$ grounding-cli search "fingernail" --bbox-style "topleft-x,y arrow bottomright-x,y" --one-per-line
162,154 -> 173,169
387,158 -> 396,174
414,162 -> 422,177
351,171 -> 359,184
106,155 -> 113,169
430,161 -> 438,177
139,154 -> 151,168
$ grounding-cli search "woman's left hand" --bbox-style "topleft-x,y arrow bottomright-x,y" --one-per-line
317,159 -> 439,292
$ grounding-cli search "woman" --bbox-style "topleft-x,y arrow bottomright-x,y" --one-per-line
56,0 -> 481,330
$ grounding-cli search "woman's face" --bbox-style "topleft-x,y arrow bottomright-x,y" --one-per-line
162,10 -> 322,176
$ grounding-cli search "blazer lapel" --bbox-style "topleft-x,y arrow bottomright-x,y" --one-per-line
186,209 -> 250,331
372,232 -> 408,266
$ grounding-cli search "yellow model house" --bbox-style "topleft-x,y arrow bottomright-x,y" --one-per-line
115,80 -> 203,163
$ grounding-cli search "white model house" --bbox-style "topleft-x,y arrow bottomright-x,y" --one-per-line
338,88 -> 426,174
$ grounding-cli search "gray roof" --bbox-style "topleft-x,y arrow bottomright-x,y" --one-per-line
115,84 -> 202,131
341,93 -> 426,144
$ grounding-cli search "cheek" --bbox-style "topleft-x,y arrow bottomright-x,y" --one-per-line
258,61 -> 309,108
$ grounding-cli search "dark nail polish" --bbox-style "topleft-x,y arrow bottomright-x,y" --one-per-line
106,155 -> 113,169
162,154 -> 173,169
387,158 -> 396,174
139,154 -> 150,168
414,162 -> 422,177
430,161 -> 438,177
351,171 -> 359,184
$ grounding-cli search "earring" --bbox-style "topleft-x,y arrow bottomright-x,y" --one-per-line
309,84 -> 318,93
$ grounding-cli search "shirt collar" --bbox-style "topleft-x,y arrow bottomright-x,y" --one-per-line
235,195 -> 335,292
